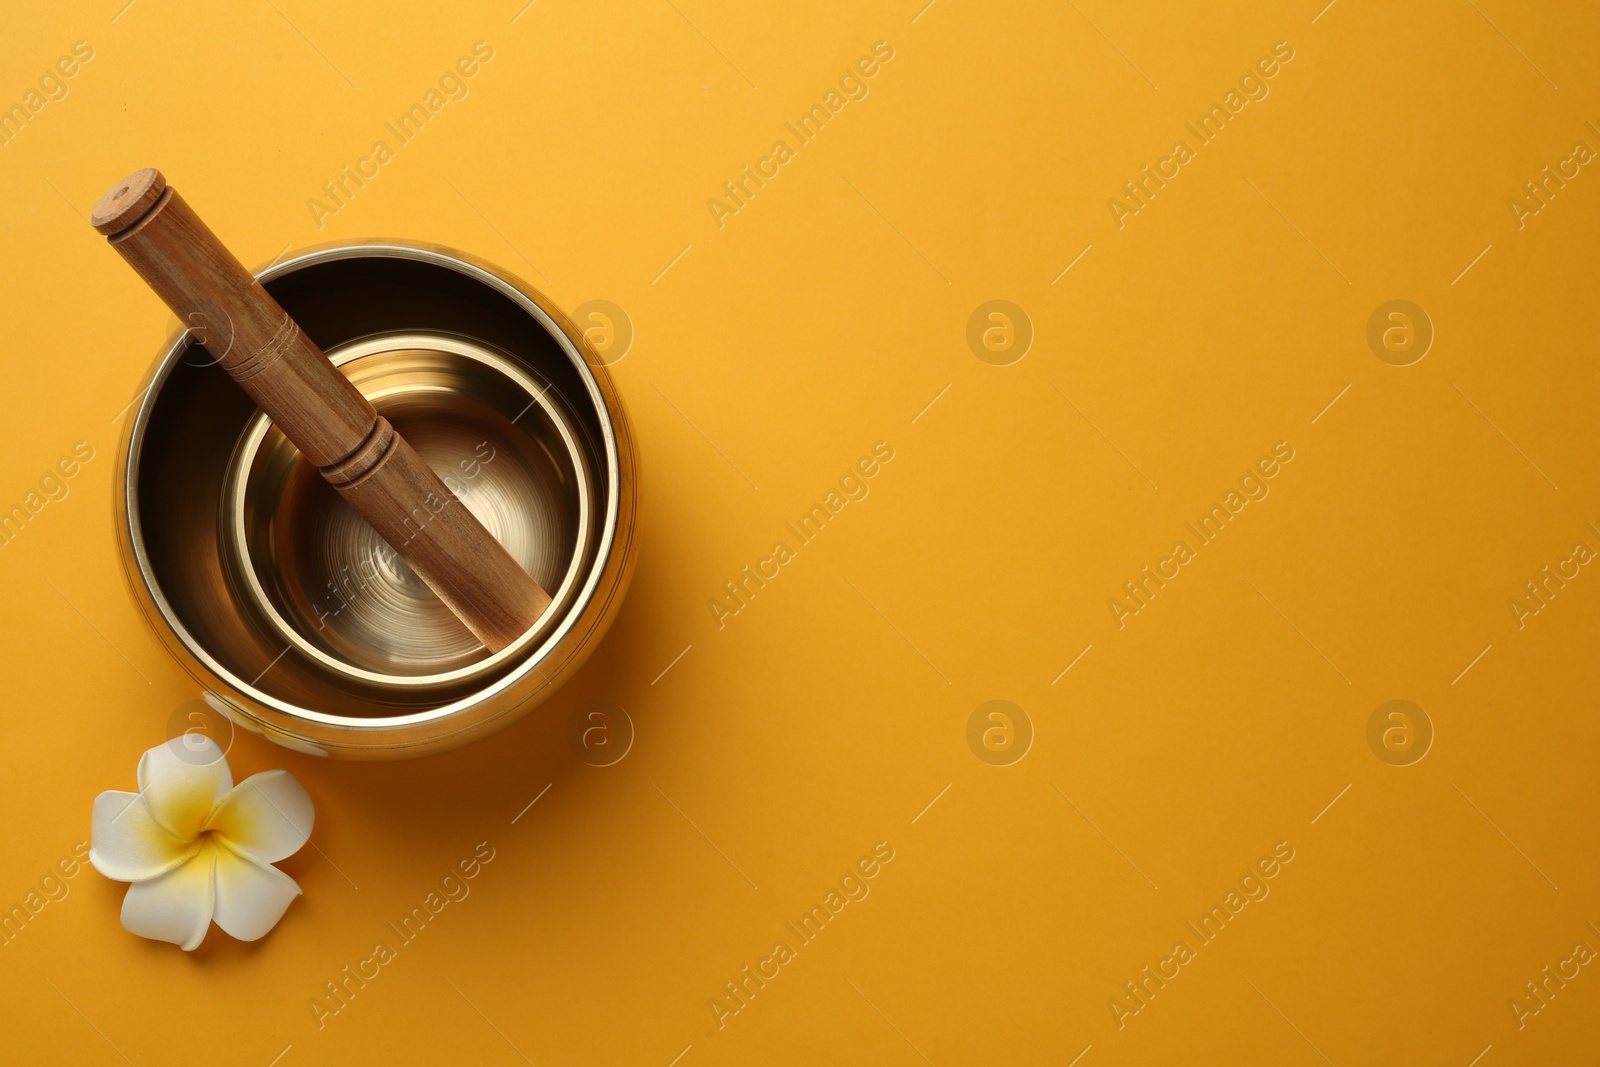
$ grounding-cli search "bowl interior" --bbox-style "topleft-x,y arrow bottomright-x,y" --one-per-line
130,249 -> 613,717
227,334 -> 591,684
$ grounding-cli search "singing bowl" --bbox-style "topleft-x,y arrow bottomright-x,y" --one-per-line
115,243 -> 639,759
224,332 -> 593,687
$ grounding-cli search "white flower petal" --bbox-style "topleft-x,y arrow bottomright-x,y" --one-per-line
212,842 -> 301,942
206,770 -> 314,864
120,845 -> 217,951
90,791 -> 200,882
137,736 -> 234,840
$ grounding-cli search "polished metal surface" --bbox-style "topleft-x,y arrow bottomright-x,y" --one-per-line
114,243 -> 639,758
224,334 -> 592,687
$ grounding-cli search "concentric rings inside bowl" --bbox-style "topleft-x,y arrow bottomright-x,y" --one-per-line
222,333 -> 593,687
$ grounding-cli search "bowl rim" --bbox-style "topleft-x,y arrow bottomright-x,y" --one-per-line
122,241 -> 624,730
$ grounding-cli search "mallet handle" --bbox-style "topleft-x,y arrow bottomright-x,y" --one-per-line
93,168 -> 550,652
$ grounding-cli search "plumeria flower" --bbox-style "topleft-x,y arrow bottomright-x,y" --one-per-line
90,735 -> 314,951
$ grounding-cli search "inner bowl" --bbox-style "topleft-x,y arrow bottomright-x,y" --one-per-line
224,333 -> 593,686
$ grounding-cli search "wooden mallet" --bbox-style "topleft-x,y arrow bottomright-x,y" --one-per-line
92,168 -> 551,653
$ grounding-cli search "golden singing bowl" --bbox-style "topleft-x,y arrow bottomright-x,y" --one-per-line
225,333 -> 593,687
115,243 -> 639,758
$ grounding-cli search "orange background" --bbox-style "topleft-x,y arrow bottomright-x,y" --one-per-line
2,0 -> 1599,1063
